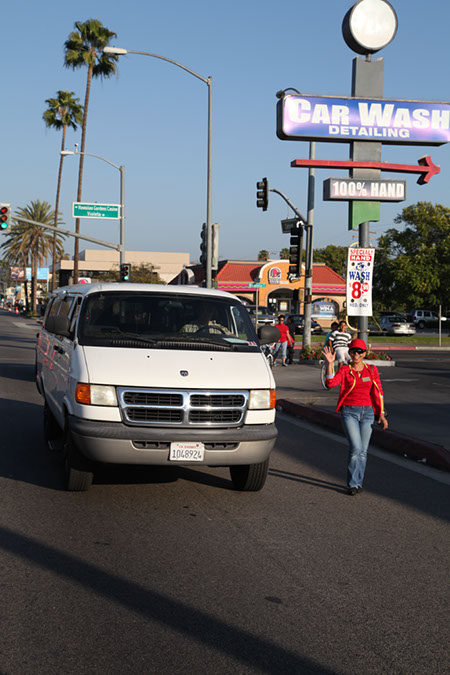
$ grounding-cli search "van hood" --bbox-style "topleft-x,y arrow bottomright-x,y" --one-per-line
82,347 -> 274,390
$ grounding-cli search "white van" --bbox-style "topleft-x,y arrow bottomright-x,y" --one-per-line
36,284 -> 279,492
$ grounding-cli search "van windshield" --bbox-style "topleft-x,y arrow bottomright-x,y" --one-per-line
77,291 -> 260,352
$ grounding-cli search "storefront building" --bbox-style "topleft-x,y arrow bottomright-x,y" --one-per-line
173,260 -> 346,327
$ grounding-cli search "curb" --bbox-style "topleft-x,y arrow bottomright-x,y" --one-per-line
277,398 -> 450,473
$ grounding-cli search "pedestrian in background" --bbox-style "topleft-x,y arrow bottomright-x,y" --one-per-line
323,338 -> 388,495
287,316 -> 296,364
273,315 -> 293,367
324,321 -> 339,351
329,320 -> 353,371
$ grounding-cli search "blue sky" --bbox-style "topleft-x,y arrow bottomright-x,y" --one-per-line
2,0 -> 449,263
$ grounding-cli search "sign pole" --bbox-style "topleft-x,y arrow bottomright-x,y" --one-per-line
302,142 -> 315,349
350,56 -> 384,343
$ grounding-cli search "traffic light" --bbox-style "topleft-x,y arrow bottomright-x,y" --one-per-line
200,222 -> 207,266
256,178 -> 269,211
120,263 -> 131,282
289,224 -> 303,279
0,204 -> 11,230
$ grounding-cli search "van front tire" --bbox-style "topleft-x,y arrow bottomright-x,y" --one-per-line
229,458 -> 269,491
64,430 -> 94,492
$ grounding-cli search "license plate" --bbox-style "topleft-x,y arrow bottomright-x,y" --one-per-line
169,442 -> 205,462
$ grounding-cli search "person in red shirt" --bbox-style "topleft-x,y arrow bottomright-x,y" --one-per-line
323,338 -> 388,495
273,314 -> 294,367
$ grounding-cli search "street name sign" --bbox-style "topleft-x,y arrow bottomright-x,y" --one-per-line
249,282 -> 266,288
73,202 -> 120,219
277,95 -> 450,145
323,178 -> 406,202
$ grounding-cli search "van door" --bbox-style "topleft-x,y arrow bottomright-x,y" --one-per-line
41,296 -> 63,413
52,294 -> 77,417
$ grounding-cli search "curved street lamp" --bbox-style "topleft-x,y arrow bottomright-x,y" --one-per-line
61,149 -> 125,268
103,46 -> 213,288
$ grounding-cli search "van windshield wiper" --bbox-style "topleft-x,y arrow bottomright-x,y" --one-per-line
153,335 -> 234,350
105,332 -> 157,346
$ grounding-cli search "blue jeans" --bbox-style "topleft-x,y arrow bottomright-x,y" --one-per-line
341,406 -> 375,488
273,341 -> 287,361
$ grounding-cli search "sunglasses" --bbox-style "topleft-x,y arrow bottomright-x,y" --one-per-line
349,348 -> 365,355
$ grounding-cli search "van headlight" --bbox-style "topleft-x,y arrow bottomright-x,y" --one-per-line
248,389 -> 276,409
75,383 -> 118,406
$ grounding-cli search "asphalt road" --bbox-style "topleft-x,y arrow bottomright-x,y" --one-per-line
1,311 -> 449,675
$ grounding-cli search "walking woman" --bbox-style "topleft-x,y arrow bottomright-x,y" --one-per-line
323,338 -> 388,495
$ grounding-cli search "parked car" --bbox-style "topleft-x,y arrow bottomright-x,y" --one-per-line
409,309 -> 447,329
379,315 -> 416,336
36,284 -> 279,492
286,314 -> 323,335
246,305 -> 278,326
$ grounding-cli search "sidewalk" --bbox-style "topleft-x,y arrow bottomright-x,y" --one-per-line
273,360 -> 450,473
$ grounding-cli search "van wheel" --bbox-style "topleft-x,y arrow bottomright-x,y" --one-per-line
418,321 -> 425,329
64,430 -> 94,492
229,459 -> 269,491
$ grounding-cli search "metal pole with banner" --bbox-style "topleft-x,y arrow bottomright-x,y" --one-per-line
346,247 -> 375,317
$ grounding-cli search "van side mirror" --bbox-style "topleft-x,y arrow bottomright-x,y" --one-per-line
258,325 -> 280,345
53,315 -> 71,338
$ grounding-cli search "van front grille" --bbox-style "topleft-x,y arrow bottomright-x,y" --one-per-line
126,408 -> 183,423
117,388 -> 248,428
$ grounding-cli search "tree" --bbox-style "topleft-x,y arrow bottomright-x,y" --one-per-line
43,90 -> 83,291
313,244 -> 347,278
257,250 -> 270,261
280,247 -> 289,260
64,18 -> 118,284
95,263 -> 164,284
0,201 -> 65,313
374,202 -> 450,312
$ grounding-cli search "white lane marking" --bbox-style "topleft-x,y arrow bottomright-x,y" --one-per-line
382,378 -> 420,382
12,322 -> 40,329
277,412 -> 450,485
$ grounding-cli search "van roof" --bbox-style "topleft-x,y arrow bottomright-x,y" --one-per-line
50,283 -> 239,301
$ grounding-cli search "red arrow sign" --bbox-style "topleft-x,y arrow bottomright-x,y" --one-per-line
290,155 -> 440,185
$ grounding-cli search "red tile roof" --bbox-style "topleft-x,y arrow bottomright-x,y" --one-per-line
218,262 -> 262,282
312,266 -> 345,285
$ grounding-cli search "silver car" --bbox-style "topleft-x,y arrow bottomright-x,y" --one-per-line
379,315 -> 416,335
246,305 -> 277,326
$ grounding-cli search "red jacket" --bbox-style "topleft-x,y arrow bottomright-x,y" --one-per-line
326,363 -> 384,415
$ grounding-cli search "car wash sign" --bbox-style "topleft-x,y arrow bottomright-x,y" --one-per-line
347,248 -> 375,316
277,95 -> 450,146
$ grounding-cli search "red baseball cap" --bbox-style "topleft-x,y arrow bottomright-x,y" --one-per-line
349,338 -> 367,351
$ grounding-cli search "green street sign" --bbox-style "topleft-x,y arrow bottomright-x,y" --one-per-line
249,282 -> 266,288
73,202 -> 120,219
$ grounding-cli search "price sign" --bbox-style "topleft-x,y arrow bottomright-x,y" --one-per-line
346,248 -> 375,316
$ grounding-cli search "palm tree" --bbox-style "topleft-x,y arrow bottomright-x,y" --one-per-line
0,201 -> 65,313
43,90 -> 83,291
280,248 -> 290,259
64,18 -> 118,284
258,250 -> 270,261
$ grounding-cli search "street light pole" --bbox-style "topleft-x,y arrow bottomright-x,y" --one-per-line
61,149 -> 125,270
103,46 -> 213,288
